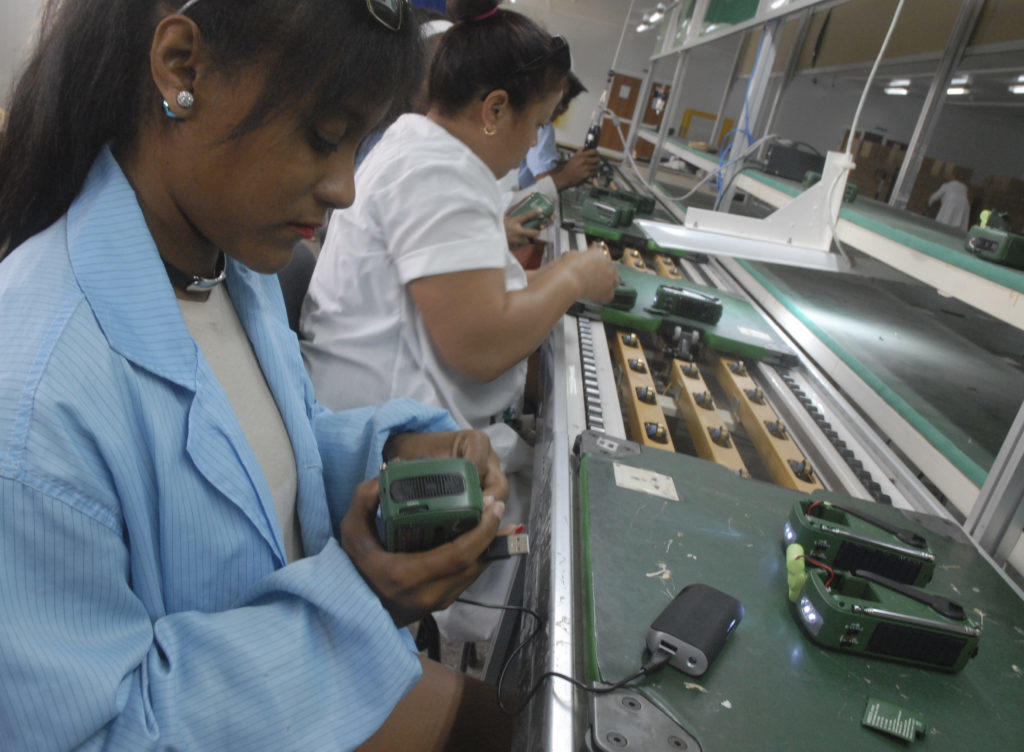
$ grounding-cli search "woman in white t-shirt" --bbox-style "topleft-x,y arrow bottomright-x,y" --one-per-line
300,0 -> 617,439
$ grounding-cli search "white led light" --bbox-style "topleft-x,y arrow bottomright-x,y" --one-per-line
636,22 -> 650,32
884,87 -> 908,96
784,522 -> 796,544
950,74 -> 970,85
798,595 -> 822,631
1017,74 -> 1024,83
1010,85 -> 1024,95
946,86 -> 968,96
888,78 -> 911,87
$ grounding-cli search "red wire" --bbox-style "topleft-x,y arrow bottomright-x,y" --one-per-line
797,555 -> 835,588
807,500 -> 824,517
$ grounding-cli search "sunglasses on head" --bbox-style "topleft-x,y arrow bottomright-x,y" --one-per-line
176,0 -> 406,32
512,35 -> 572,77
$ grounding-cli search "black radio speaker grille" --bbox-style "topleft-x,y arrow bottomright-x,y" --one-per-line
390,473 -> 465,502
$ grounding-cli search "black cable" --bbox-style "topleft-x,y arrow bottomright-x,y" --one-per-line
455,597 -> 673,716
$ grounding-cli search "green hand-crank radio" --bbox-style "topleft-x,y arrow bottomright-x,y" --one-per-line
378,458 -> 482,553
784,499 -> 935,586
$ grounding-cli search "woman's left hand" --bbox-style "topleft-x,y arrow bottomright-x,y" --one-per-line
341,478 -> 507,626
503,211 -> 543,248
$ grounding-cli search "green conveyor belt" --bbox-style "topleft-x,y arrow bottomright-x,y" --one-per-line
578,435 -> 1024,751
581,263 -> 796,365
645,141 -> 1024,483
736,261 -> 1024,485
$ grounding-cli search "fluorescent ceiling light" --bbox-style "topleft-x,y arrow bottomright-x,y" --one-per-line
950,74 -> 970,85
648,11 -> 664,23
1017,74 -> 1024,82
884,87 -> 909,96
1010,85 -> 1024,95
888,78 -> 911,87
946,86 -> 968,96
636,22 -> 651,32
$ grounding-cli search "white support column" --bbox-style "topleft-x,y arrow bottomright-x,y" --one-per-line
889,0 -> 985,210
647,52 -> 689,183
757,10 -> 813,159
966,400 -> 1024,568
625,66 -> 658,157
718,20 -> 780,211
709,35 -> 746,151
644,0 -> 709,183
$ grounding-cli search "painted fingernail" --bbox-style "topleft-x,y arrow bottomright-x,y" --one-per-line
514,524 -> 525,534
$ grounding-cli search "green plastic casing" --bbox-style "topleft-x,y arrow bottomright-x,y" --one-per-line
965,226 -> 1024,269
581,198 -> 635,228
378,458 -> 482,553
650,284 -> 723,324
785,500 -> 935,587
609,285 -> 638,310
588,186 -> 656,215
508,192 -> 556,230
793,569 -> 981,673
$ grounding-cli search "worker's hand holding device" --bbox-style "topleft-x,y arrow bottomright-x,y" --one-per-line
508,192 -> 555,230
340,430 -> 520,627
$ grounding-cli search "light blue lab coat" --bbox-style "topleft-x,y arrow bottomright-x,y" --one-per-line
0,147 -> 456,750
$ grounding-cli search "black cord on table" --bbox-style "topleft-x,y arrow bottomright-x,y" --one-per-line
455,597 -> 673,716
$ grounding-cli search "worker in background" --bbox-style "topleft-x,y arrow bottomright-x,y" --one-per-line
301,0 -> 616,437
300,0 -> 618,643
0,1 -> 515,749
517,72 -> 601,197
928,178 -> 971,231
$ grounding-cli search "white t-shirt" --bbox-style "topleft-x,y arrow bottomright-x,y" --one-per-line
179,285 -> 302,562
300,114 -> 528,429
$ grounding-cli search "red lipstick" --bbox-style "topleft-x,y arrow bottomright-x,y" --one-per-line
288,223 -> 318,240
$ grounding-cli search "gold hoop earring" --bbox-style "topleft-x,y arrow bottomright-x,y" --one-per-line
483,125 -> 497,137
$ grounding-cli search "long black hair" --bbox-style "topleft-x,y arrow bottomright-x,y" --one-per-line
429,0 -> 569,117
0,0 -> 423,257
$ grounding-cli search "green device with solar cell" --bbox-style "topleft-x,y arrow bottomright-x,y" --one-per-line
378,458 -> 482,553
784,499 -> 936,586
792,567 -> 981,673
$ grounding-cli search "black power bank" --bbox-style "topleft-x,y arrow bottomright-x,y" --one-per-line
646,583 -> 744,676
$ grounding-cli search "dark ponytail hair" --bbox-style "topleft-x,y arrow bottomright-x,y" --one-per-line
0,0 -> 423,258
429,1 -> 569,117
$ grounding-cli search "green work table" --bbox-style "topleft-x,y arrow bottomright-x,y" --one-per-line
577,431 -> 1024,750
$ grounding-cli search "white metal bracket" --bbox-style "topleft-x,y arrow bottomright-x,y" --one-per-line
636,151 -> 856,272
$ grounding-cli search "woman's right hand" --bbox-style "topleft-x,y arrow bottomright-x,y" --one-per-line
572,245 -> 619,303
340,479 -> 506,627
